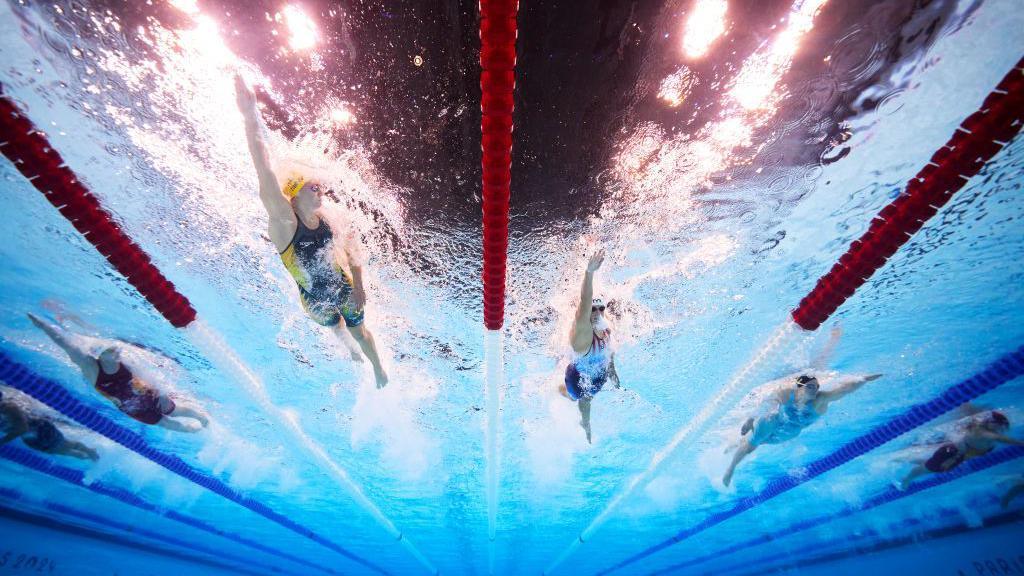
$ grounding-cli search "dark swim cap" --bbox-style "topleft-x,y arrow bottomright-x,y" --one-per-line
988,411 -> 1010,428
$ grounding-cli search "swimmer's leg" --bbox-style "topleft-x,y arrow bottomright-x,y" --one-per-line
157,417 -> 203,433
578,398 -> 593,444
169,403 -> 209,428
27,314 -> 98,381
340,324 -> 388,388
1002,481 -> 1024,509
898,463 -> 929,491
723,438 -> 755,487
558,383 -> 570,399
53,439 -> 99,461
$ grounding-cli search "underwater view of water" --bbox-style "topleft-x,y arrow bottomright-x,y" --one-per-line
0,0 -> 1022,574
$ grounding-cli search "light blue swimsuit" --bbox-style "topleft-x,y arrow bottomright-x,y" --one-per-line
751,392 -> 820,446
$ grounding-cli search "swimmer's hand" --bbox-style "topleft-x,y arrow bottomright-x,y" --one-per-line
234,74 -> 257,114
26,312 -> 46,329
586,249 -> 605,273
864,373 -> 883,382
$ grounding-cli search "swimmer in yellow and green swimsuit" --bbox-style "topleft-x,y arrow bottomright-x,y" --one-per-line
235,74 -> 388,387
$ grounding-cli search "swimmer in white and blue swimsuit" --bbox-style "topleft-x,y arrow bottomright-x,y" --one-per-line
723,371 -> 881,486
559,249 -> 620,443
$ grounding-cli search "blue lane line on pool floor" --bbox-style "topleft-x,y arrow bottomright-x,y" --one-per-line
0,350 -> 388,576
0,485 -> 277,576
594,345 -> 1024,575
724,505 -> 1024,576
653,445 -> 1024,575
0,444 -> 339,575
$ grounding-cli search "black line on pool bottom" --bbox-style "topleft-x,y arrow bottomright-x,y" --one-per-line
0,502 -> 276,576
725,511 -> 1024,576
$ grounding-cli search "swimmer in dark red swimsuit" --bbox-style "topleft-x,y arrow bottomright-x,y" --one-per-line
28,314 -> 208,433
898,406 -> 1024,490
1,388 -> 98,460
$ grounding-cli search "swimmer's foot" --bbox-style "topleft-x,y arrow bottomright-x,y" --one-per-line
374,367 -> 389,389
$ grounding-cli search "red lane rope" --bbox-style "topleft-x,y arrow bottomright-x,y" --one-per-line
480,0 -> 517,330
792,58 -> 1024,331
0,93 -> 196,328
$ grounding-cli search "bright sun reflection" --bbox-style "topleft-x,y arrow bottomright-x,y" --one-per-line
282,5 -> 318,51
729,0 -> 829,110
614,0 -> 829,224
683,0 -> 728,59
658,66 -> 697,107
168,0 -> 199,15
331,106 -> 355,125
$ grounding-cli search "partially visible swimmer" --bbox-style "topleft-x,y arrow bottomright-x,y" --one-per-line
723,371 -> 881,486
558,249 -> 620,443
234,74 -> 388,388
28,314 -> 209,432
898,406 -> 1023,490
1002,476 -> 1024,509
1,388 -> 98,460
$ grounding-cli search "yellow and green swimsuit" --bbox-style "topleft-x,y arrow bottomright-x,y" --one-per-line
280,216 -> 365,328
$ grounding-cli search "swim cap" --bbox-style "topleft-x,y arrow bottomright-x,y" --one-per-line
282,176 -> 306,199
988,411 -> 1010,428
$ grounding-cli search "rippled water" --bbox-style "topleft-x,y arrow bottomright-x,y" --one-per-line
0,0 -> 1022,575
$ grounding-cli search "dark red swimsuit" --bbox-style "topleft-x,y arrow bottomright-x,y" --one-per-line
94,362 -> 173,425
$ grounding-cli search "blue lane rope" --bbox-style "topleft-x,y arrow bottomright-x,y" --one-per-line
0,485 -> 275,576
0,350 -> 388,576
0,444 -> 338,575
654,445 -> 1024,575
595,346 -> 1024,575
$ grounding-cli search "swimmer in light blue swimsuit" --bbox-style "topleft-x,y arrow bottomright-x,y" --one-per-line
723,371 -> 881,486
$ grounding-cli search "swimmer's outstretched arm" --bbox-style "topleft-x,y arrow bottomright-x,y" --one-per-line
27,314 -> 97,379
817,373 -> 882,406
571,250 -> 605,351
978,430 -> 1024,447
234,74 -> 295,250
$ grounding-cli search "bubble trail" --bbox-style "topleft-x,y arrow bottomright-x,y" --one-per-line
186,320 -> 439,575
